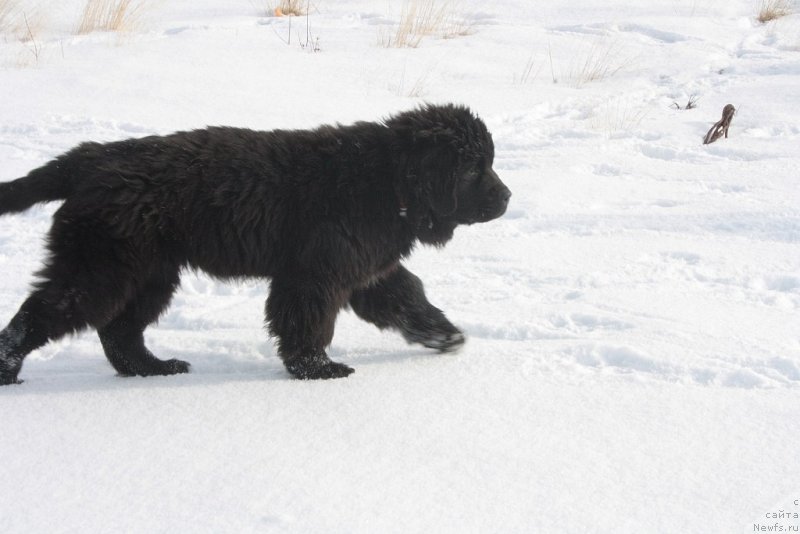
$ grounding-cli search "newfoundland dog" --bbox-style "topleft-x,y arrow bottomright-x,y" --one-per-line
0,104 -> 510,384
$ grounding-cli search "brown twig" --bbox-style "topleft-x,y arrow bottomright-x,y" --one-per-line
671,95 -> 698,110
23,12 -> 40,63
703,104 -> 736,145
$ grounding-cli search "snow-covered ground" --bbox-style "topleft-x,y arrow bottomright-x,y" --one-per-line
1,1 -> 799,532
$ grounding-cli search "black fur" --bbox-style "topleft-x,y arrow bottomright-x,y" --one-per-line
0,104 -> 510,384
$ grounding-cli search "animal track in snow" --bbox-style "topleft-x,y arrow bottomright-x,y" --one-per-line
766,358 -> 800,382
551,313 -> 635,333
592,163 -> 624,177
651,199 -> 681,208
720,370 -> 765,389
639,143 -> 706,163
660,251 -> 701,265
760,275 -> 800,293
550,22 -> 688,44
463,321 -> 570,342
570,344 -> 664,374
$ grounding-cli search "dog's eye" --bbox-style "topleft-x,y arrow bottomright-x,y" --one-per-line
464,168 -> 481,183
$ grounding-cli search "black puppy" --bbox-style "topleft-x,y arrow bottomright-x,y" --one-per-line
0,104 -> 510,384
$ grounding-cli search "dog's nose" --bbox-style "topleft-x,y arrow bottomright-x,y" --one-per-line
495,185 -> 511,205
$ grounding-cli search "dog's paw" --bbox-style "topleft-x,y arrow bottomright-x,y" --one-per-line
0,375 -> 23,386
0,359 -> 22,386
163,359 -> 191,375
418,330 -> 466,353
402,324 -> 466,353
434,330 -> 466,352
286,356 -> 354,380
128,358 -> 191,377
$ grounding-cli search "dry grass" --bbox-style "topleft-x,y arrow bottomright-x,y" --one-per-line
590,97 -> 649,137
568,39 -> 626,87
513,54 -> 542,85
380,0 -> 470,48
0,1 -> 46,66
394,63 -> 431,97
441,13 -> 474,40
0,0 -> 20,34
670,0 -> 721,17
757,0 -> 792,23
76,0 -> 147,34
268,0 -> 308,17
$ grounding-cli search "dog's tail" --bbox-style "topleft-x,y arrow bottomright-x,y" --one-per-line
0,158 -> 72,216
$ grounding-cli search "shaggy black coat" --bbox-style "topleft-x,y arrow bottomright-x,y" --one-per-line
0,104 -> 510,383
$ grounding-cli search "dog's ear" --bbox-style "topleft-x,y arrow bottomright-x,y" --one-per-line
404,126 -> 461,217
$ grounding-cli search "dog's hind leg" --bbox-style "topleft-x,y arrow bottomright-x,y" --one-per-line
97,268 -> 189,377
0,243 -> 138,385
0,304 -> 50,385
0,270 -> 135,385
0,215 -> 175,385
350,264 -> 465,352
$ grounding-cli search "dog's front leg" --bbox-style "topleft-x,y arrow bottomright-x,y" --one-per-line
350,264 -> 465,352
266,277 -> 354,380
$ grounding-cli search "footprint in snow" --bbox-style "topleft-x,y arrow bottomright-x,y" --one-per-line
571,344 -> 664,375
551,313 -> 635,333
767,358 -> 800,382
661,251 -> 701,265
651,199 -> 680,208
760,275 -> 800,293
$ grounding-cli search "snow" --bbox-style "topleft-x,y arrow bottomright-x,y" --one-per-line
1,0 -> 799,532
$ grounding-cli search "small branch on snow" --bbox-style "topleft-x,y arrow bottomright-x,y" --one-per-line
297,1 -> 321,53
23,12 -> 41,64
702,104 -> 736,145
671,95 -> 698,110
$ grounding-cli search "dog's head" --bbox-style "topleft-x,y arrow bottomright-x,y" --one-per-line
387,104 -> 511,246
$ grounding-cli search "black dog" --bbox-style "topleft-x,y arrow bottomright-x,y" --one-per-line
0,104 -> 510,384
